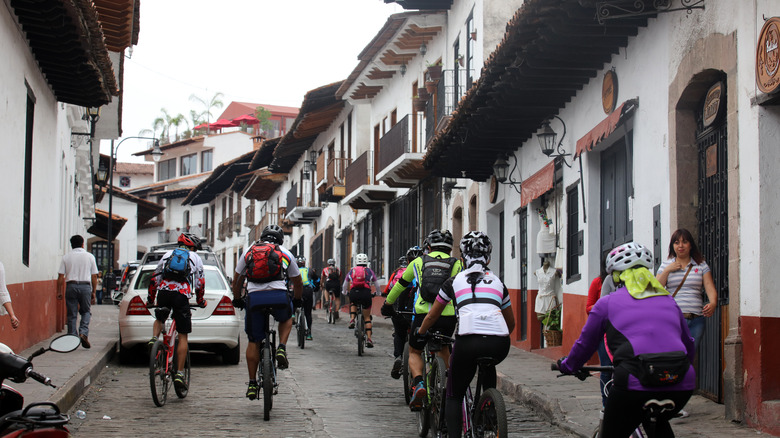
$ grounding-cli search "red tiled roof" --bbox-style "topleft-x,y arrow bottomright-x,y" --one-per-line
115,162 -> 153,174
217,102 -> 299,121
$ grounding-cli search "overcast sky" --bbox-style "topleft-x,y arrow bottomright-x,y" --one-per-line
107,0 -> 402,162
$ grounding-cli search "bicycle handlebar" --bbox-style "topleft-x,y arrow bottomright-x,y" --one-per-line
551,362 -> 614,375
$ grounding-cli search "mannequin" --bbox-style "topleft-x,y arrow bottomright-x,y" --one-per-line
535,258 -> 561,320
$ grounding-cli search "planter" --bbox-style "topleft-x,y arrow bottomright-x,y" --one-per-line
427,65 -> 442,81
417,87 -> 430,100
543,329 -> 562,347
425,80 -> 437,94
413,98 -> 427,112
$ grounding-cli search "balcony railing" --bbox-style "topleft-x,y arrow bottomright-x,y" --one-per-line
286,184 -> 300,211
327,157 -> 350,191
378,114 -> 426,175
232,212 -> 241,235
427,68 -> 475,144
345,151 -> 371,197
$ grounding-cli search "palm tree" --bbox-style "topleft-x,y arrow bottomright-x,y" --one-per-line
169,113 -> 188,141
189,92 -> 224,125
153,108 -> 173,143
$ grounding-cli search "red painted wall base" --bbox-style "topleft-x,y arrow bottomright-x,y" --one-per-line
741,315 -> 780,436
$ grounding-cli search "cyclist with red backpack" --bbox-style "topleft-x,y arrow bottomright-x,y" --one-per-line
232,225 -> 303,400
343,253 -> 379,347
321,259 -> 341,318
381,229 -> 462,411
146,232 -> 206,392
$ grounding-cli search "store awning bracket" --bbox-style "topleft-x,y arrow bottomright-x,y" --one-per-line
595,0 -> 705,25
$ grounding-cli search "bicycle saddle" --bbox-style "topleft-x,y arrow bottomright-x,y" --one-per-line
476,357 -> 497,368
643,399 -> 676,416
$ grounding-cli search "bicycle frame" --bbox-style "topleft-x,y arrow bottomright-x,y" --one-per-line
160,316 -> 178,377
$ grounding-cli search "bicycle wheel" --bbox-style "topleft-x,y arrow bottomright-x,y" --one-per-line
402,343 -> 412,405
261,344 -> 274,421
473,388 -> 508,438
149,341 -> 168,407
327,299 -> 334,324
173,341 -> 190,399
416,353 -> 431,437
356,312 -> 364,356
429,356 -> 447,437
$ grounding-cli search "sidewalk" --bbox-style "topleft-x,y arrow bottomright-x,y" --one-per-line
10,305 -> 768,437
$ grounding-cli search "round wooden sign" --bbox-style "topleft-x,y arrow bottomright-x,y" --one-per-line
602,70 -> 618,114
757,17 -> 780,93
489,175 -> 498,203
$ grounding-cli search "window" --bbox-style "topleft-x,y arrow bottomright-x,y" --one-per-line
23,82 -> 35,266
181,153 -> 197,176
183,210 -> 190,230
201,150 -> 213,172
158,158 -> 176,181
284,117 -> 296,135
566,185 -> 582,282
466,13 -> 475,86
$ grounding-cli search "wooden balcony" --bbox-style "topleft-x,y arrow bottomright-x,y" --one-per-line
245,205 -> 255,226
376,114 -> 429,188
343,151 -> 396,210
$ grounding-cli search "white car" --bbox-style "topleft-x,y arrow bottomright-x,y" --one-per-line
118,263 -> 241,365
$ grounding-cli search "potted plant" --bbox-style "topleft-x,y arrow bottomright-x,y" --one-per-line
542,306 -> 562,347
413,95 -> 427,112
417,87 -> 430,101
425,80 -> 437,94
426,61 -> 443,81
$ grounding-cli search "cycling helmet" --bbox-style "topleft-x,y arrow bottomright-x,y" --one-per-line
426,229 -> 454,251
406,245 -> 424,263
260,224 -> 284,245
398,256 -> 408,267
459,231 -> 492,260
296,256 -> 306,267
355,253 -> 369,266
605,242 -> 653,274
177,232 -> 202,250
327,258 -> 335,266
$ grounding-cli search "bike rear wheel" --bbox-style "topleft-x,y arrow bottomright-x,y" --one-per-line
416,353 -> 431,437
149,341 -> 168,407
173,341 -> 190,399
429,356 -> 447,437
296,310 -> 306,349
473,388 -> 508,438
261,344 -> 274,421
356,312 -> 365,356
402,343 -> 412,405
327,299 -> 334,324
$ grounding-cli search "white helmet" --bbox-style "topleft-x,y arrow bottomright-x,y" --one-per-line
355,253 -> 369,266
605,242 -> 653,274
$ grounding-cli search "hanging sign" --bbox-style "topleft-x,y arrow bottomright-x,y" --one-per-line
757,17 -> 780,94
702,81 -> 725,128
489,175 -> 499,203
602,70 -> 618,114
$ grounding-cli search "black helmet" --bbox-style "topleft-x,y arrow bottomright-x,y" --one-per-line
260,225 -> 283,244
296,256 -> 306,266
426,229 -> 454,251
406,246 -> 423,263
398,256 -> 407,266
178,232 -> 202,250
459,231 -> 492,260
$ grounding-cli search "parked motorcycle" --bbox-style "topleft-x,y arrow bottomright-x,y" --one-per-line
0,334 -> 81,437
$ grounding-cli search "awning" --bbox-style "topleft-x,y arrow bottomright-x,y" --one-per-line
575,99 -> 639,157
520,161 -> 555,208
88,209 -> 127,240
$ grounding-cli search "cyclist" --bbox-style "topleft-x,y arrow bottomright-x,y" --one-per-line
382,229 -> 462,411
342,253 -> 378,347
384,247 -> 423,379
232,224 -> 303,400
557,242 -> 695,437
146,232 -> 206,392
296,256 -> 318,340
416,231 -> 515,438
321,259 -> 341,319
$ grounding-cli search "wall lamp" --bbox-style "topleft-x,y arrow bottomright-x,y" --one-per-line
400,63 -> 407,76
537,115 -> 571,167
492,154 -> 522,194
308,150 -> 317,172
72,107 -> 101,138
420,42 -> 428,56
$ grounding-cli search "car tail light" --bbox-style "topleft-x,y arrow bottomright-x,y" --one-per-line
212,295 -> 235,316
126,296 -> 151,316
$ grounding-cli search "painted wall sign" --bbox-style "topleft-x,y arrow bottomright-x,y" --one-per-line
702,81 -> 725,128
757,16 -> 780,94
489,175 -> 498,203
602,70 -> 618,114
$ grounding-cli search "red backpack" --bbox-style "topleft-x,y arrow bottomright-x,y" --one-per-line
351,266 -> 369,289
244,242 -> 285,282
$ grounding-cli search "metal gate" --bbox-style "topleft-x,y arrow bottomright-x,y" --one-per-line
696,99 -> 728,403
310,234 -> 323,272
519,208 -> 528,341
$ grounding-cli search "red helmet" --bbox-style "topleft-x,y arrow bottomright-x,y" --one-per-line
177,232 -> 202,250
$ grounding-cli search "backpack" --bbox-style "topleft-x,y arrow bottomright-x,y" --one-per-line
244,242 -> 285,282
300,267 -> 315,289
351,266 -> 369,289
419,254 -> 457,302
163,248 -> 192,282
327,267 -> 340,282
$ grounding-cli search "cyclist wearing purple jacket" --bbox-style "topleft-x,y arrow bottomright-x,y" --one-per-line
558,242 -> 695,437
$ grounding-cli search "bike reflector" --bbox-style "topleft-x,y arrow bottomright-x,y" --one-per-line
212,295 -> 235,316
126,295 -> 151,316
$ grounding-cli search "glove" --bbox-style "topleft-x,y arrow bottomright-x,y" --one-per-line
146,299 -> 154,308
196,298 -> 207,308
292,298 -> 303,309
556,357 -> 569,373
410,327 -> 430,345
380,302 -> 396,317
573,368 -> 591,381
232,296 -> 246,310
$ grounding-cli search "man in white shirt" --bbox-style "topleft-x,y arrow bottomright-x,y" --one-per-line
57,235 -> 99,348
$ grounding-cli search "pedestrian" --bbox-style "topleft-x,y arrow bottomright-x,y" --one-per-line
0,262 -> 20,330
57,235 -> 99,348
95,271 -> 104,305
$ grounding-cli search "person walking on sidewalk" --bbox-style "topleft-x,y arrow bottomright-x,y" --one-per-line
343,253 -> 379,347
558,242 -> 694,437
382,229 -> 462,411
57,235 -> 98,349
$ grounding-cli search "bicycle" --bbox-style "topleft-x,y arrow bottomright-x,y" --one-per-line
550,363 -> 677,438
148,303 -> 204,407
353,302 -> 367,356
413,331 -> 452,438
250,305 -> 281,421
456,355 -> 508,438
393,310 -> 415,405
326,295 -> 340,324
293,305 -> 308,349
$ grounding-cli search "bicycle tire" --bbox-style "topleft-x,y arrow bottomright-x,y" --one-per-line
416,351 -> 431,437
356,312 -> 364,356
327,299 -> 333,324
473,388 -> 508,438
173,344 -> 190,399
297,310 -> 306,349
149,341 -> 168,407
403,343 -> 412,405
261,345 -> 273,421
429,356 -> 447,437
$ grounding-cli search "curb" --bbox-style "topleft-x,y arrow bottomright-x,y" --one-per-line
49,340 -> 117,413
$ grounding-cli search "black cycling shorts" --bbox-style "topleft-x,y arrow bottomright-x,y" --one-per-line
154,290 -> 192,334
349,287 -> 373,309
324,280 -> 341,297
409,314 -> 457,350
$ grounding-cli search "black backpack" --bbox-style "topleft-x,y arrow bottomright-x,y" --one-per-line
419,254 -> 457,303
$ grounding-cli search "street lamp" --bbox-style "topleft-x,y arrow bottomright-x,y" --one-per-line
104,136 -> 161,293
492,154 -> 521,194
537,115 -> 571,167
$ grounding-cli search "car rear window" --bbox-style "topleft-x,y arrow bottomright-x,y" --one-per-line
134,268 -> 227,291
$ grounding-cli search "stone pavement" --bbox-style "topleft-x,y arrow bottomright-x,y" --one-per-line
12,304 -> 769,437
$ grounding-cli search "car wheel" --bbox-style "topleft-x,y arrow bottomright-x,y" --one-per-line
222,336 -> 241,365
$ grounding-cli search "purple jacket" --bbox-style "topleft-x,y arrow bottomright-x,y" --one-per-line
560,287 -> 696,391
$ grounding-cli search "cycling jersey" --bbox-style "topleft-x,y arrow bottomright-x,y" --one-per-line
385,251 -> 461,316
437,265 -> 511,336
148,249 -> 205,304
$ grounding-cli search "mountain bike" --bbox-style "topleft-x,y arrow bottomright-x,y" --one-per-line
395,310 -> 415,405
251,305 -> 281,421
458,356 -> 508,438
550,363 -> 677,438
353,302 -> 367,356
326,296 -> 339,324
415,331 -> 452,438
293,305 -> 307,349
148,303 -> 204,407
